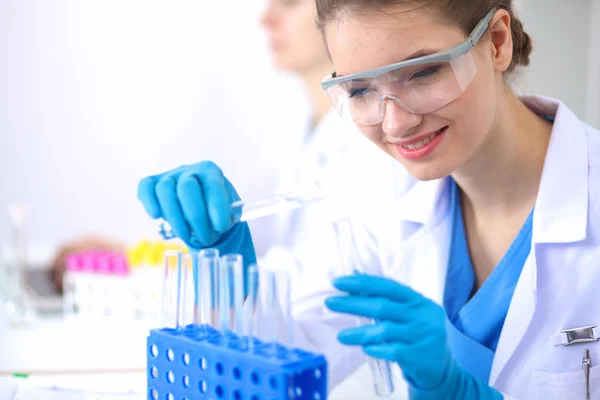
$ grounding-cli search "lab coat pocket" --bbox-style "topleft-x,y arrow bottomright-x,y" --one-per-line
531,365 -> 600,399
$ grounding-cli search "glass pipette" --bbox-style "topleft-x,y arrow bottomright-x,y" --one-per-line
157,182 -> 323,246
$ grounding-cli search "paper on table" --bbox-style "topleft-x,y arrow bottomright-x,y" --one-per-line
0,373 -> 146,400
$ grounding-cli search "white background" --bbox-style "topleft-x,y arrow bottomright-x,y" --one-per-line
0,0 -> 598,258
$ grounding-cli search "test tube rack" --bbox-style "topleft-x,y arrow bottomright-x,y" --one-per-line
148,248 -> 329,399
148,324 -> 328,400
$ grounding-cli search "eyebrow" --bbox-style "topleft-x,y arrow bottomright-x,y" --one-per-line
403,49 -> 438,61
334,48 -> 440,78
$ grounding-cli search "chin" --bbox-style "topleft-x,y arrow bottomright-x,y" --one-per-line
271,56 -> 296,72
394,157 -> 451,182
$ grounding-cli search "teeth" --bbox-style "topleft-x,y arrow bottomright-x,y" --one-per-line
402,127 -> 445,150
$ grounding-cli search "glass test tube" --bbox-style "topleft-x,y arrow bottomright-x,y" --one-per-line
161,250 -> 185,329
217,254 -> 244,334
245,264 -> 259,351
180,253 -> 195,326
259,267 -> 294,355
232,182 -> 322,222
332,218 -> 395,397
272,268 -> 294,349
196,249 -> 219,326
217,254 -> 244,335
158,182 -> 323,245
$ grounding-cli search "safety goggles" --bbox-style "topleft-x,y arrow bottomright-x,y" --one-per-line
321,8 -> 496,126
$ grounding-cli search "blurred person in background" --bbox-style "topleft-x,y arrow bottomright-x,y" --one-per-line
51,0 -> 407,291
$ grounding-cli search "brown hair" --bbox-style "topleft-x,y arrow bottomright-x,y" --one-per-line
315,0 -> 532,72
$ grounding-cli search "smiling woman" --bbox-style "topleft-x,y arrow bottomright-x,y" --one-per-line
309,0 -> 600,399
317,0 -> 538,182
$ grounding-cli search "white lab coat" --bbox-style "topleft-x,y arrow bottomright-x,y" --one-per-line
259,96 -> 600,399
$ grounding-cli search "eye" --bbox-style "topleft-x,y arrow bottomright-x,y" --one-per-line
349,87 -> 374,98
410,65 -> 441,80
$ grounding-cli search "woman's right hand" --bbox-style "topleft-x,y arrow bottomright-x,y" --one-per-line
137,161 -> 256,266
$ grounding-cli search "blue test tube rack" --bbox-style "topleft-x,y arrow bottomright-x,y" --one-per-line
147,324 -> 328,400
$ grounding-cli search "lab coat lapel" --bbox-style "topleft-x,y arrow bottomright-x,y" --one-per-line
489,96 -> 589,385
488,248 -> 537,385
388,178 -> 452,305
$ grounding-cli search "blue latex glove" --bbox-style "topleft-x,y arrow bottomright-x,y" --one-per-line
325,275 -> 504,400
137,160 -> 256,276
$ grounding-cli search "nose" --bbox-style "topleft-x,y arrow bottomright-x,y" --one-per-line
260,2 -> 279,29
381,97 -> 423,138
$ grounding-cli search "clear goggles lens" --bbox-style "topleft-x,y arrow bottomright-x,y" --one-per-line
326,51 -> 477,126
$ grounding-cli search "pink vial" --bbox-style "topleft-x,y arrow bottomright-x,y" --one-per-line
66,254 -> 83,272
81,252 -> 98,273
95,252 -> 113,274
111,254 -> 129,276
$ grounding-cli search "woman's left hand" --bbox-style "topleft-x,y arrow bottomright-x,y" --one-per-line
325,274 -> 503,400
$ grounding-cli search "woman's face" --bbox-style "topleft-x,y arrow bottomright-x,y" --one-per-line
261,0 -> 330,74
325,7 -> 500,181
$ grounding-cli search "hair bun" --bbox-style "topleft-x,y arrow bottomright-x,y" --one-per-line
509,16 -> 532,70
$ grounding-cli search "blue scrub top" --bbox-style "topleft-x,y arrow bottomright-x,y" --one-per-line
444,178 -> 534,383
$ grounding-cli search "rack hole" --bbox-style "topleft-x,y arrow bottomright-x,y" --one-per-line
199,357 -> 208,370
216,362 -> 225,376
233,367 -> 242,380
150,366 -> 158,379
183,375 -> 190,388
150,388 -> 158,400
199,380 -> 207,393
166,349 -> 174,362
182,353 -> 190,366
150,345 -> 158,358
269,376 -> 278,389
233,390 -> 242,400
215,385 -> 224,398
166,370 -> 174,383
250,371 -> 260,385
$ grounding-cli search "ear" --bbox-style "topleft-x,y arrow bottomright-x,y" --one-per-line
488,9 -> 513,73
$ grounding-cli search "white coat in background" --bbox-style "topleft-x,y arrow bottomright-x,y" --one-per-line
257,96 -> 600,399
253,108 -> 415,397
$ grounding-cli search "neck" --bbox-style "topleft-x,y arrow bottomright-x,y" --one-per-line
301,63 -> 334,129
452,87 -> 553,219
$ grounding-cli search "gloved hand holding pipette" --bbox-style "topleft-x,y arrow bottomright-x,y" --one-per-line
137,161 -> 257,270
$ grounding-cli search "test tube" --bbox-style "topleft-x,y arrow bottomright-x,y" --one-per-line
258,267 -> 294,355
271,268 -> 294,349
158,182 -> 323,245
217,254 -> 244,333
217,254 -> 244,335
161,250 -> 184,329
232,256 -> 245,336
180,253 -> 195,326
245,264 -> 259,351
332,218 -> 395,397
231,182 -> 323,222
196,249 -> 219,326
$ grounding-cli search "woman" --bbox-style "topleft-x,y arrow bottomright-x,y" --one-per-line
138,0 -> 600,398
